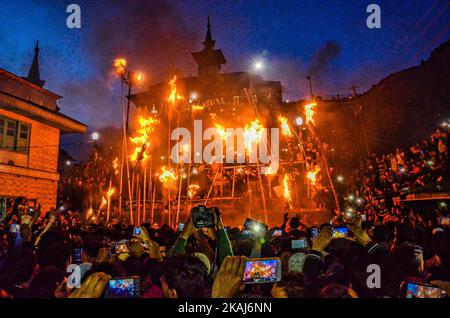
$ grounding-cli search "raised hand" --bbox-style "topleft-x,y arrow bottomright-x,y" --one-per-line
69,272 -> 111,298
311,226 -> 333,253
211,256 -> 246,298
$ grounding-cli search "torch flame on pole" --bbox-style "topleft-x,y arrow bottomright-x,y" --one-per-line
112,157 -> 119,175
113,58 -> 127,77
188,184 -> 200,199
307,166 -> 321,186
243,119 -> 264,155
159,166 -> 177,188
277,115 -> 292,137
304,101 -> 317,125
130,116 -> 158,162
168,75 -> 183,106
192,105 -> 204,111
283,174 -> 292,207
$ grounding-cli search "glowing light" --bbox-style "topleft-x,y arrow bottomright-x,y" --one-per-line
295,116 -> 303,126
113,58 -> 127,77
304,101 -> 317,125
92,132 -> 100,141
336,175 -> 344,183
190,92 -> 198,100
188,184 -> 200,199
253,60 -> 264,71
243,119 -> 264,155
130,116 -> 158,162
214,123 -> 231,140
66,160 -> 71,166
278,115 -> 292,137
348,194 -> 355,201
307,166 -> 320,186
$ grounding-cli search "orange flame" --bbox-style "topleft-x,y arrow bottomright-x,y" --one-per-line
304,101 -> 317,125
130,116 -> 158,162
168,75 -> 183,106
307,166 -> 321,186
191,104 -> 204,111
159,166 -> 177,188
113,58 -> 127,77
278,115 -> 292,137
283,174 -> 292,204
188,184 -> 200,199
214,123 -> 231,141
112,157 -> 119,175
243,119 -> 264,154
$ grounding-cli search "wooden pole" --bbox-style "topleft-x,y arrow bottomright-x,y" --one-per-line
175,172 -> 183,226
143,160 -> 147,223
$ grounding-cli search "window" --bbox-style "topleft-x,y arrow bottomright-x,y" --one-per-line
0,116 -> 31,154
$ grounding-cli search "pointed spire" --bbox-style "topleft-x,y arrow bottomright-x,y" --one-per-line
25,40 -> 45,87
203,15 -> 215,49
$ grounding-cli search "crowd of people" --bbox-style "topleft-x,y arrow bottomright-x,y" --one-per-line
0,125 -> 449,299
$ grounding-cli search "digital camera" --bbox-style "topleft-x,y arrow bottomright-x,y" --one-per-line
191,205 -> 218,228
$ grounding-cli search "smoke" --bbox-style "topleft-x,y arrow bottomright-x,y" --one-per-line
307,41 -> 341,86
59,0 -> 199,128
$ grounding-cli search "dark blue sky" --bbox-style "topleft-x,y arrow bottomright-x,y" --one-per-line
0,0 -> 449,129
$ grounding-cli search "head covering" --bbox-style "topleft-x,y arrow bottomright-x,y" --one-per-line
194,252 -> 211,275
288,252 -> 307,273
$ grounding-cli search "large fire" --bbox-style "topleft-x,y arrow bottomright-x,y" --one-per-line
304,101 -> 317,125
283,174 -> 292,204
307,166 -> 321,186
130,116 -> 158,162
188,184 -> 200,199
113,58 -> 127,77
277,115 -> 292,137
214,123 -> 231,140
168,75 -> 183,106
243,119 -> 264,154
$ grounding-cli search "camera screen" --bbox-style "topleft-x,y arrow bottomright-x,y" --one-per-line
73,248 -> 83,264
311,227 -> 319,238
10,223 -> 20,234
243,259 -> 280,284
406,283 -> 445,298
133,227 -> 141,236
106,277 -> 140,298
243,218 -> 265,233
332,227 -> 349,238
291,238 -> 307,249
178,223 -> 185,232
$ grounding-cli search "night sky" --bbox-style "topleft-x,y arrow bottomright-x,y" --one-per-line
0,0 -> 449,129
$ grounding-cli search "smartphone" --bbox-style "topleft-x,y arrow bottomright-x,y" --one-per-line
73,248 -> 83,264
291,238 -> 308,249
133,227 -> 141,236
272,229 -> 282,237
361,214 -> 367,222
243,218 -> 266,234
406,282 -> 446,298
440,216 -> 450,226
10,223 -> 20,234
243,258 -> 282,284
311,227 -> 319,238
332,227 -> 349,238
113,242 -> 130,254
105,276 -> 140,298
177,222 -> 185,232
